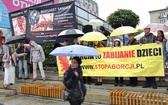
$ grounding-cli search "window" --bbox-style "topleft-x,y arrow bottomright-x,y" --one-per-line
160,19 -> 166,23
77,16 -> 88,25
76,7 -> 88,19
78,25 -> 83,31
160,12 -> 165,18
89,14 -> 96,20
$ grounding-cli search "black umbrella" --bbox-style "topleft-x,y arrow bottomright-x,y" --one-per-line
5,35 -> 27,44
58,29 -> 84,38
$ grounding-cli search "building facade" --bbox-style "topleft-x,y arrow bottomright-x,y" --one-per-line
149,7 -> 168,24
57,0 -> 112,32
58,0 -> 98,16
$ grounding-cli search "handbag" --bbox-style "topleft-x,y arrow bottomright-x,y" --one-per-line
63,89 -> 72,101
63,81 -> 77,101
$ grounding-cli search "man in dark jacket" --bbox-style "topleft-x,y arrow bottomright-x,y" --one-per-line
126,33 -> 139,87
140,27 -> 157,89
99,26 -> 110,47
63,57 -> 86,105
16,41 -> 30,79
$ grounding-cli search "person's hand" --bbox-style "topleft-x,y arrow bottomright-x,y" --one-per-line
17,43 -> 20,48
24,53 -> 27,56
156,41 -> 160,44
163,39 -> 167,42
140,43 -> 142,46
107,35 -> 110,39
74,71 -> 79,77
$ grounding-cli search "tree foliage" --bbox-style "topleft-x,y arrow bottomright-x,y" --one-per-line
107,9 -> 140,29
42,44 -> 54,67
134,29 -> 143,36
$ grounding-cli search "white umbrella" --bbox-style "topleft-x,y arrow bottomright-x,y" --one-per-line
88,19 -> 103,26
58,29 -> 84,38
145,23 -> 168,32
50,45 -> 100,57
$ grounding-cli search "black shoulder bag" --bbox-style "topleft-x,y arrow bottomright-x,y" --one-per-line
63,80 -> 78,101
63,88 -> 74,101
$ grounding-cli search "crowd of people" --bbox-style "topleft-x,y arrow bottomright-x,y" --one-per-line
62,26 -> 168,105
0,26 -> 167,105
0,39 -> 46,88
62,26 -> 167,90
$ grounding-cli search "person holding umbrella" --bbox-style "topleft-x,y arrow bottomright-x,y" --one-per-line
73,38 -> 79,45
49,43 -> 100,104
140,27 -> 157,89
63,57 -> 86,105
99,26 -> 110,47
113,39 -> 124,87
94,41 -> 104,86
16,41 -> 30,79
81,41 -> 92,85
126,33 -> 139,87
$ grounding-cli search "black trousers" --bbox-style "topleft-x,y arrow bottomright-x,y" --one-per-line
129,77 -> 138,85
115,77 -> 123,84
145,77 -> 156,86
83,76 -> 91,83
69,101 -> 82,105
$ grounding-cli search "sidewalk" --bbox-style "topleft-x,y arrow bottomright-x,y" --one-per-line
0,95 -> 109,105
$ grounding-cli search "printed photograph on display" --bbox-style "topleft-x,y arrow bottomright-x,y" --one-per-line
12,16 -> 26,36
29,10 -> 54,32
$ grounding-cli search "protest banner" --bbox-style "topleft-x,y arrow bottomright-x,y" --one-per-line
57,43 -> 164,77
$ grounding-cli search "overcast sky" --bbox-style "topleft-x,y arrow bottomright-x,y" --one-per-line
96,0 -> 168,29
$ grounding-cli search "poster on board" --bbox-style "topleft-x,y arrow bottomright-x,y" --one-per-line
26,1 -> 77,43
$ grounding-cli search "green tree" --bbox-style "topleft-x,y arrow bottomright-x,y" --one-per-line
134,29 -> 143,36
42,44 -> 54,67
107,9 -> 140,29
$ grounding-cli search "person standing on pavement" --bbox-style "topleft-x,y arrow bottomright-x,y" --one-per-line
140,27 -> 157,89
29,40 -> 46,82
3,46 -> 27,88
64,40 -> 69,46
0,36 -> 8,71
73,38 -> 79,45
113,39 -> 124,87
63,57 -> 86,105
81,41 -> 92,85
156,30 -> 167,82
126,33 -> 139,87
99,26 -> 110,47
93,41 -> 104,86
16,41 -> 30,79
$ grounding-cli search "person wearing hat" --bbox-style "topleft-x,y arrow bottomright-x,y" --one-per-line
63,57 -> 86,105
113,38 -> 124,86
93,41 -> 104,86
140,27 -> 157,89
29,40 -> 46,82
3,46 -> 27,88
16,41 -> 30,79
126,33 -> 139,87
